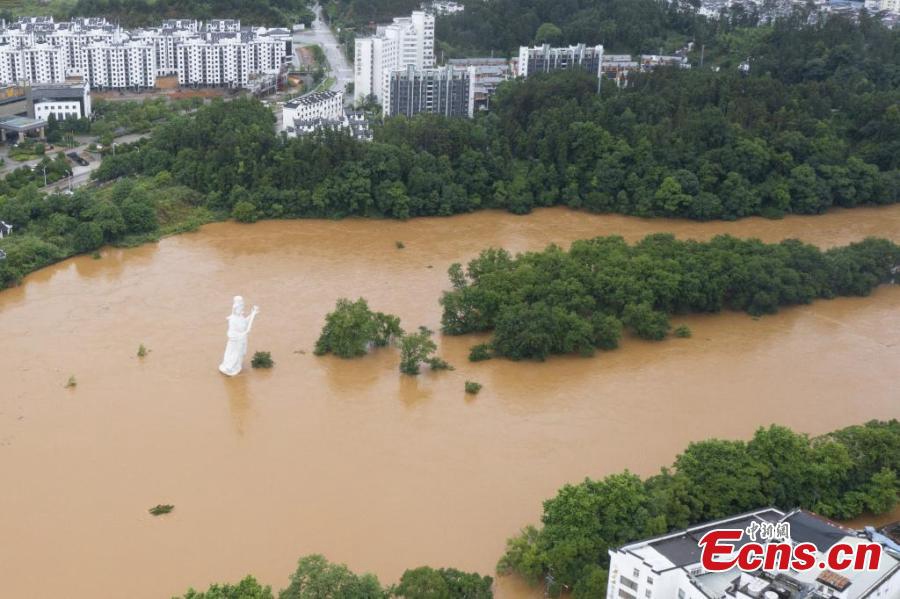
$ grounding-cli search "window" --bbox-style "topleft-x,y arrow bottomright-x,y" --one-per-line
678,590 -> 685,599
647,577 -> 654,585
645,591 -> 651,598
633,568 -> 640,578
620,576 -> 638,592
618,591 -> 636,599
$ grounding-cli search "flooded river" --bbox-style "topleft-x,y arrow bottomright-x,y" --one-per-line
1,206 -> 899,598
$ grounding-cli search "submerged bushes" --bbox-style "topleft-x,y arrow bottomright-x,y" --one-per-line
440,234 -> 900,360
314,298 -> 403,358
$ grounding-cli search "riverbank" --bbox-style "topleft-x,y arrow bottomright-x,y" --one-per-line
1,207 -> 898,598
5,198 -> 900,292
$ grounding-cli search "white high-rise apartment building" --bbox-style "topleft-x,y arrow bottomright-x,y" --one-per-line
0,41 -> 66,84
353,10 -> 434,104
865,0 -> 900,12
81,38 -> 156,89
0,17 -> 291,88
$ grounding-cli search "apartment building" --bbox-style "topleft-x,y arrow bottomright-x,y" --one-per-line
81,38 -> 156,89
0,40 -> 66,85
866,0 -> 900,12
282,90 -> 344,127
0,17 -> 290,89
607,508 -> 900,599
516,43 -> 604,79
384,64 -> 474,118
446,57 -> 510,110
353,10 -> 435,104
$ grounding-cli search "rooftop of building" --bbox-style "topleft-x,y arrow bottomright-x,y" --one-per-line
614,508 -> 900,599
0,114 -> 46,132
284,90 -> 342,108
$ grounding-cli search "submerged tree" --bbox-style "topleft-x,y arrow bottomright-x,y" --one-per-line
314,298 -> 403,358
399,327 -> 452,375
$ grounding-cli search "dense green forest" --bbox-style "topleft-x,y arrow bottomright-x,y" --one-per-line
434,0 -> 715,58
88,11 -> 898,223
0,0 -> 313,27
499,420 -> 900,597
439,234 -> 900,360
174,555 -> 492,598
1,13 -> 898,289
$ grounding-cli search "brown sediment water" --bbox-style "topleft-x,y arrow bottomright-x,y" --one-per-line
1,206 -> 899,598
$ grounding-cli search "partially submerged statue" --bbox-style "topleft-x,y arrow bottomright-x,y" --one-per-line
219,296 -> 259,376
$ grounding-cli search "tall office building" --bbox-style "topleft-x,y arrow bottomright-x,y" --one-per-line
353,10 -> 434,104
384,64 -> 474,118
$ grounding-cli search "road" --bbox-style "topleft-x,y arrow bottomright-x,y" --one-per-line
293,4 -> 354,98
40,133 -> 150,192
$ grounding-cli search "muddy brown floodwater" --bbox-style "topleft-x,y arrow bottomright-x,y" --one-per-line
1,206 -> 899,598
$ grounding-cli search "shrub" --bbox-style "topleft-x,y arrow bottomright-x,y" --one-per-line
65,375 -> 77,388
674,325 -> 692,338
148,504 -> 174,516
468,344 -> 492,362
399,327 -> 451,375
251,351 -> 274,368
395,240 -> 405,249
137,343 -> 148,357
232,200 -> 258,223
465,380 -> 482,394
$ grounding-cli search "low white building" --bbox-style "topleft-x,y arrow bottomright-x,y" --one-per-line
282,90 -> 343,129
29,81 -> 92,121
607,508 -> 900,599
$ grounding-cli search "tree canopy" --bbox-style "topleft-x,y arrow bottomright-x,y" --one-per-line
439,234 -> 900,360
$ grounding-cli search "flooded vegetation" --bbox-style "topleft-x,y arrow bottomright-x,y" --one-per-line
1,206 -> 899,597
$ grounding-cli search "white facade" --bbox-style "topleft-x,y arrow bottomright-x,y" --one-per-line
353,10 -> 434,104
0,42 -> 66,84
34,99 -> 81,120
282,90 -> 344,129
866,0 -> 900,12
608,508 -> 900,599
81,39 -> 156,89
30,81 -> 92,121
0,17 -> 290,89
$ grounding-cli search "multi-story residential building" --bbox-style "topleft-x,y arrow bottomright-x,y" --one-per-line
282,90 -> 344,128
384,64 -> 474,118
427,1 -> 465,15
0,41 -> 66,84
81,37 -> 156,89
516,43 -> 604,80
607,508 -> 900,599
353,10 -> 435,104
446,57 -> 510,110
0,16 -> 291,89
866,0 -> 900,12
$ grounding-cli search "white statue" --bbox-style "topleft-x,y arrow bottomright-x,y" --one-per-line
219,296 -> 259,376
